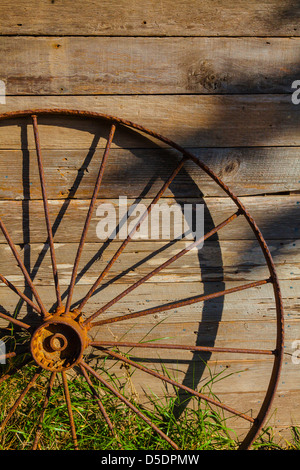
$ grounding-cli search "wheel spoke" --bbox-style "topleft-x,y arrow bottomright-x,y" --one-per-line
77,156 -> 187,314
32,114 -> 62,310
84,211 -> 240,325
32,372 -> 56,450
0,272 -> 41,315
0,217 -> 49,319
80,360 -> 179,449
0,351 -> 16,361
0,368 -> 42,433
0,350 -> 28,362
91,278 -> 271,327
79,363 -> 118,440
91,340 -> 276,356
61,371 -> 78,450
0,311 -> 31,330
94,347 -> 255,424
85,210 -> 241,327
64,123 -> 116,315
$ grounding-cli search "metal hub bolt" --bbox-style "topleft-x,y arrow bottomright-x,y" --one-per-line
49,333 -> 68,352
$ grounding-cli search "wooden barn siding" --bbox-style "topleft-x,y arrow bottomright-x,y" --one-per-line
0,1 -> 299,438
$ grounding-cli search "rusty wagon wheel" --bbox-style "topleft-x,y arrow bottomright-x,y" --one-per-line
0,109 -> 284,450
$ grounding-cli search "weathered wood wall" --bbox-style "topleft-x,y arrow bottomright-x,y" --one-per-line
0,0 -> 299,441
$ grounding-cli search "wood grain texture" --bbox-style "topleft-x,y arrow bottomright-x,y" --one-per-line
1,279 -> 297,321
0,95 -> 299,148
0,147 -> 300,199
0,278 -> 297,321
0,239 -> 298,286
89,355 -> 296,398
0,0 -> 299,37
0,37 -> 299,95
0,195 -> 298,243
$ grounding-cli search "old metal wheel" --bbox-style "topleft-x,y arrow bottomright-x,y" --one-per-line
0,109 -> 284,450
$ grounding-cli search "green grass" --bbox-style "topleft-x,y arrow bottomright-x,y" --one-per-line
0,359 -> 299,451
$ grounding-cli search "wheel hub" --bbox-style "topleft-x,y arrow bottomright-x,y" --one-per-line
30,310 -> 88,372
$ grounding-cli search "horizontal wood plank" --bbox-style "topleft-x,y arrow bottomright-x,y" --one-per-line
92,355 -> 294,399
0,287 -> 287,354
0,276 -> 300,324
0,95 -> 299,148
0,195 -> 298,243
0,279 -> 296,322
0,239 -> 298,286
0,37 -> 299,95
0,0 -> 299,37
0,147 -> 299,200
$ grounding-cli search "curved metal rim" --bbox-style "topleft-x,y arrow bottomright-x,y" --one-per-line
0,108 -> 284,450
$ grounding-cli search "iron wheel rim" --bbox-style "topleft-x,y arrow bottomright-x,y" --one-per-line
0,109 -> 284,450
